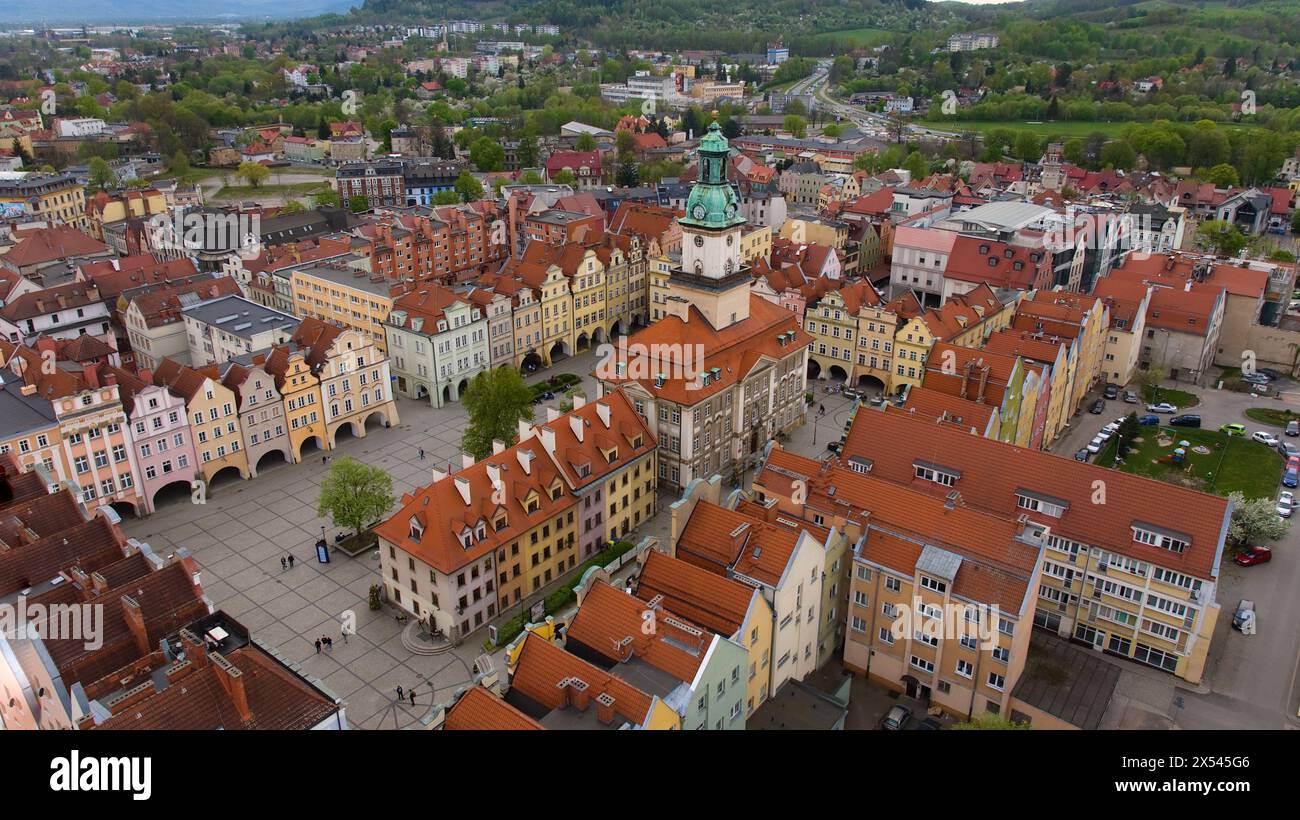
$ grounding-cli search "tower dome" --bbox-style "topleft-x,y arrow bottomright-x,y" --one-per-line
681,121 -> 746,231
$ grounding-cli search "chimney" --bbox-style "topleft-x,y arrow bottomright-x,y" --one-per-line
958,358 -> 971,399
595,691 -> 617,725
431,467 -> 447,483
516,448 -> 534,474
569,414 -> 584,442
486,462 -> 500,488
976,365 -> 990,404
517,419 -> 534,442
546,407 -> 560,422
491,438 -> 506,455
120,596 -> 150,656
562,677 -> 590,711
571,393 -> 586,409
595,400 -> 611,428
538,425 -> 555,453
139,368 -> 153,383
82,365 -> 99,389
211,653 -> 252,723
461,452 -> 475,470
453,474 -> 472,505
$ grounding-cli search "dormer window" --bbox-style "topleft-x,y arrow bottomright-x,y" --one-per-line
1016,489 -> 1067,518
919,575 -> 947,594
632,435 -> 643,448
494,515 -> 507,531
604,449 -> 617,464
525,497 -> 539,514
913,460 -> 959,487
475,523 -> 487,541
408,517 -> 424,541
1133,523 -> 1188,554
461,531 -> 473,549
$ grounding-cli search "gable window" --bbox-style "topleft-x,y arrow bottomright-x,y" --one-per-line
913,461 -> 959,487
1132,523 -> 1188,554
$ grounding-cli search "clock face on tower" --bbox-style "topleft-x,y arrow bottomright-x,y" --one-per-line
692,204 -> 706,220
694,235 -> 704,247
726,204 -> 736,219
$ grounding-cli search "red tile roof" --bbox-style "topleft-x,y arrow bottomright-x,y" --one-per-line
633,549 -> 756,637
444,685 -> 544,730
838,405 -> 1229,580
567,580 -> 710,684
509,632 -> 654,726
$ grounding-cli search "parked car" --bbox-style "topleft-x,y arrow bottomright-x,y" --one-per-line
1101,421 -> 1121,436
869,395 -> 885,407
1220,423 -> 1247,436
1170,414 -> 1201,427
1277,441 -> 1299,458
1086,436 -> 1105,454
1278,491 -> 1296,517
1242,372 -> 1271,385
826,440 -> 843,454
1253,431 -> 1281,447
880,705 -> 912,730
1284,457 -> 1300,488
1288,420 -> 1299,437
1235,548 -> 1272,568
1137,414 -> 1160,426
1074,448 -> 1091,462
1258,368 -> 1282,380
1103,384 -> 1119,400
1123,390 -> 1139,404
842,387 -> 863,402
1089,399 -> 1106,414
1148,402 -> 1178,413
1232,599 -> 1257,630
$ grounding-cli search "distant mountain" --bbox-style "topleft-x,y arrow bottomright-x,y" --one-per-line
0,0 -> 357,25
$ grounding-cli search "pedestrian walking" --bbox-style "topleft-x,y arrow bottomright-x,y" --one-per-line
418,448 -> 424,460
314,638 -> 322,654
340,625 -> 349,644
408,688 -> 416,706
280,556 -> 287,570
287,554 -> 295,568
324,636 -> 333,650
396,685 -> 404,701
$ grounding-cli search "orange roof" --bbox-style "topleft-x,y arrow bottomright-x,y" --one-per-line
2,225 -> 109,267
676,500 -> 802,588
537,389 -> 656,490
634,549 -> 756,637
444,686 -> 543,730
838,405 -> 1229,580
600,296 -> 811,404
901,385 -> 996,432
509,632 -> 654,726
567,581 -> 709,684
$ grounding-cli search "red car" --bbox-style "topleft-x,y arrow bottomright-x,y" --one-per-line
1235,546 -> 1272,566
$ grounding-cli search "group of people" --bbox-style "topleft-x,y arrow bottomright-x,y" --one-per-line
313,633 -> 343,653
279,554 -> 296,570
395,685 -> 417,706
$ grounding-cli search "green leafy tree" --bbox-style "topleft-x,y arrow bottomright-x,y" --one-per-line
348,194 -> 370,213
1135,363 -> 1166,402
470,136 -> 505,172
575,131 -> 597,151
279,200 -> 306,214
1291,210 -> 1300,234
235,161 -> 270,188
87,157 -> 115,193
516,134 -> 539,168
317,456 -> 395,538
454,171 -> 483,202
1099,140 -> 1136,170
1205,163 -> 1240,188
1196,220 -> 1247,257
783,114 -> 807,139
552,169 -> 576,187
1226,492 -> 1289,545
520,170 -> 544,184
313,188 -> 341,209
461,367 -> 536,459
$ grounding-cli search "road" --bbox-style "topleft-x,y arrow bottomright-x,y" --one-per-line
809,73 -> 959,141
1049,376 -> 1300,729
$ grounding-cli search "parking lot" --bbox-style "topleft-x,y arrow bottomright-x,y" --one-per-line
1050,374 -> 1300,728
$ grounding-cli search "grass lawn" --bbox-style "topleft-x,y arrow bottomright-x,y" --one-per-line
1141,385 -> 1199,408
1245,406 -> 1300,428
808,27 -> 894,48
1097,426 -> 1281,500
